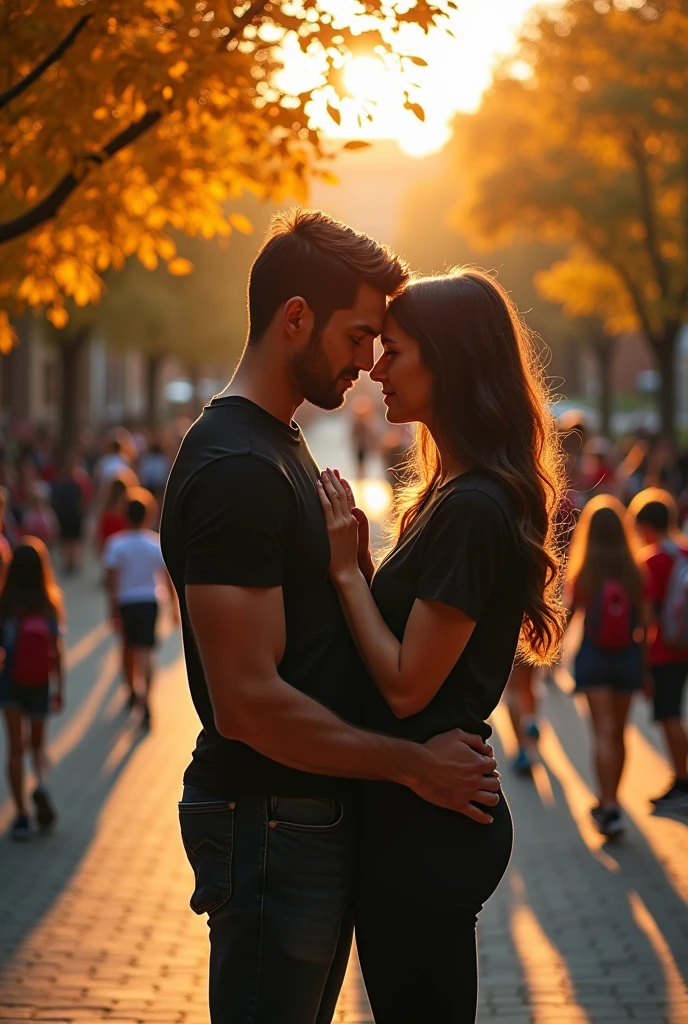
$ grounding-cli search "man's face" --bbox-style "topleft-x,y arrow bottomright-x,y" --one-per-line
288,283 -> 386,410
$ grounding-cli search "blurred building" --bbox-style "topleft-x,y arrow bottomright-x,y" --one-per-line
0,317 -> 227,437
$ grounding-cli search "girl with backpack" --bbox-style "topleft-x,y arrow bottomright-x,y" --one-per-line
0,538 -> 66,840
567,495 -> 648,838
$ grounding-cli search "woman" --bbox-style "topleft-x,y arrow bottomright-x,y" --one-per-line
316,269 -> 566,1023
566,496 -> 648,838
0,538 -> 66,839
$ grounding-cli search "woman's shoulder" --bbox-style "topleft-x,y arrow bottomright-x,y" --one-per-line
434,470 -> 514,524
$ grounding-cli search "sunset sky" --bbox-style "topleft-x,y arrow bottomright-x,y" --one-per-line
276,0 -> 556,156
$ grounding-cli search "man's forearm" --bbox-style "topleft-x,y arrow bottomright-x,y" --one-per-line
220,670 -> 428,788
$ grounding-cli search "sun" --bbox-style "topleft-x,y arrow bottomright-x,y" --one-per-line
344,57 -> 389,101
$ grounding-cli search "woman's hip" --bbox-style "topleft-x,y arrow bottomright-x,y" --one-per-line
357,783 -> 513,910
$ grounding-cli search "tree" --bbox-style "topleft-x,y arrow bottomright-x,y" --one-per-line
452,0 -> 688,437
0,0 -> 448,351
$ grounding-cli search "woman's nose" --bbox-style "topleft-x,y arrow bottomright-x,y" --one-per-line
370,356 -> 386,382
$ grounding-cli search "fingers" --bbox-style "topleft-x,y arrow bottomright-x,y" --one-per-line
339,475 -> 356,512
315,479 -> 336,528
457,802 -> 494,825
474,789 -> 500,807
455,729 -> 494,759
321,469 -> 351,521
479,774 -> 501,792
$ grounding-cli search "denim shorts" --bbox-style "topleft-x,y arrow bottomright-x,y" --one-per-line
0,676 -> 50,718
574,637 -> 643,693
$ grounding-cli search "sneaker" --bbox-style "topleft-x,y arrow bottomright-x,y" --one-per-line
32,786 -> 56,829
651,783 -> 688,812
524,719 -> 541,743
10,814 -> 31,841
512,748 -> 534,776
592,805 -> 624,837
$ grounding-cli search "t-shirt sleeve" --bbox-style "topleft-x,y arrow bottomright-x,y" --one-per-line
183,455 -> 295,587
416,490 -> 508,621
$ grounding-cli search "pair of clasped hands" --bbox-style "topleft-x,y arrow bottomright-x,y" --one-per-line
316,467 -> 501,823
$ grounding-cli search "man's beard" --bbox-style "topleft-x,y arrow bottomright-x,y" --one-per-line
288,329 -> 357,411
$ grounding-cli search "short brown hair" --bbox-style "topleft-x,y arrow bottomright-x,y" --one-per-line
247,209 -> 408,342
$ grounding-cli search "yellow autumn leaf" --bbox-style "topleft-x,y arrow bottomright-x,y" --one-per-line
167,257 -> 194,275
46,306 -> 69,329
0,311 -> 18,353
168,61 -> 189,81
230,213 -> 253,234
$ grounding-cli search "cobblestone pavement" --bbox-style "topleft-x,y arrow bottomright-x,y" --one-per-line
0,413 -> 687,1023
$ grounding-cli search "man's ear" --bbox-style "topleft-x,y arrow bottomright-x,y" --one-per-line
283,296 -> 313,342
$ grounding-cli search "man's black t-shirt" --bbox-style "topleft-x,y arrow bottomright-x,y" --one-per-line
365,470 -> 526,743
160,396 -> 361,797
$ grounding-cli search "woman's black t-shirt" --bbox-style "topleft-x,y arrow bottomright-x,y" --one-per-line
365,470 -> 526,742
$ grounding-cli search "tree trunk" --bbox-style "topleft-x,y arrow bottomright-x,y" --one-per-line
57,328 -> 89,460
592,334 -> 615,439
145,352 -> 163,431
656,327 -> 679,441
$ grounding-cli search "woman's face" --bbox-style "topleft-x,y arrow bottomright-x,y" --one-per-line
370,314 -> 434,425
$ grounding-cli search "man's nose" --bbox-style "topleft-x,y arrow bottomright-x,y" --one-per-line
355,337 -> 376,373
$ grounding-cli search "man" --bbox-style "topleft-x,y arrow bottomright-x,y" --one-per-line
630,489 -> 688,813
160,209 -> 501,1023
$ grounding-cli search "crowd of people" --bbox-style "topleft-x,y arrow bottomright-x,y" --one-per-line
0,408 -> 687,845
505,410 -> 688,837
0,423 -> 182,840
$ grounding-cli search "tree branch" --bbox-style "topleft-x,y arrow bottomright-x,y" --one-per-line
0,110 -> 161,244
0,0 -> 270,245
0,14 -> 93,111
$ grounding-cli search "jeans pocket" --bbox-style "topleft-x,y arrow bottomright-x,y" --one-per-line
269,797 -> 344,833
178,800 -> 235,915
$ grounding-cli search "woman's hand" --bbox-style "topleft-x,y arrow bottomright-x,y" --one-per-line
316,469 -> 361,584
334,471 -> 375,584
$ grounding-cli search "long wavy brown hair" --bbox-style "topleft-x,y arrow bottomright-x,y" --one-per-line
0,537 -> 65,627
386,269 -> 567,665
567,495 -> 644,608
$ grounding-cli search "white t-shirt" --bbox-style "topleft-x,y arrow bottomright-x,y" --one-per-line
103,529 -> 166,605
96,452 -> 130,485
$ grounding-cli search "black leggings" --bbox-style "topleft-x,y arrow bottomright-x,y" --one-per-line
355,784 -> 513,1024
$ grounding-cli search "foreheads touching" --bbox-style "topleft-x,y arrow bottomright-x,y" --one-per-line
246,209 -> 408,409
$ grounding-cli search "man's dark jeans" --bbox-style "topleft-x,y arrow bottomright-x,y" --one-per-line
179,786 -> 355,1023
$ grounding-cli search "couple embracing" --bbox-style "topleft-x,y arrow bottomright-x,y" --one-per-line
160,209 -> 565,1024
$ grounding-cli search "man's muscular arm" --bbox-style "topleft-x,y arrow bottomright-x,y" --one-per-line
186,582 -> 500,823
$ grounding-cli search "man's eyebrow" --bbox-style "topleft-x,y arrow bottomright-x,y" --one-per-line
352,323 -> 381,337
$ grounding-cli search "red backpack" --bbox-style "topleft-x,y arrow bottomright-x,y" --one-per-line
11,613 -> 56,686
585,580 -> 634,650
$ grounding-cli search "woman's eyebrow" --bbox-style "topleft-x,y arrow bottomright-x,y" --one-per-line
380,336 -> 396,346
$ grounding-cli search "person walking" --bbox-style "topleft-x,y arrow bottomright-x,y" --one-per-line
566,495 -> 647,837
0,538 -> 66,839
51,457 -> 87,574
160,211 -> 501,1024
505,660 -> 541,775
316,269 -> 566,1023
629,489 -> 688,813
103,489 -> 176,726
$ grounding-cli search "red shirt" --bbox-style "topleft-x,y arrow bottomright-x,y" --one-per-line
99,510 -> 128,550
640,540 -> 688,665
